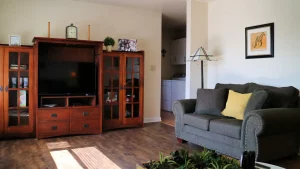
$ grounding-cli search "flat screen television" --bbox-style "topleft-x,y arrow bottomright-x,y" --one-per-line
38,61 -> 97,96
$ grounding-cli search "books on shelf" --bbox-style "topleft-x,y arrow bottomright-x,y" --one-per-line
10,64 -> 27,70
20,90 -> 27,107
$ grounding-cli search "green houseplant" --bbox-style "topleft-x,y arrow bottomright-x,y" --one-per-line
139,149 -> 242,169
104,36 -> 115,52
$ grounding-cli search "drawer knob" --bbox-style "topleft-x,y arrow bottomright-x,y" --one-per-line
51,113 -> 57,117
52,126 -> 58,130
83,112 -> 89,116
83,124 -> 89,128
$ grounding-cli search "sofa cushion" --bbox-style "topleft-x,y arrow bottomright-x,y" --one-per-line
183,125 -> 242,148
215,83 -> 248,93
246,83 -> 299,108
244,89 -> 269,115
222,90 -> 252,120
209,119 -> 243,139
183,114 -> 224,131
195,88 -> 228,116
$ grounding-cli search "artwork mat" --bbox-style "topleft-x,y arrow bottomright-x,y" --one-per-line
245,23 -> 274,59
247,27 -> 271,56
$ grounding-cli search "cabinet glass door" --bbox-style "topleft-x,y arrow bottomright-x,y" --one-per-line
123,56 -> 143,124
103,55 -> 122,128
4,49 -> 33,133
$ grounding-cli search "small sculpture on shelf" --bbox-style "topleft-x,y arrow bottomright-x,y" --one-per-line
106,92 -> 118,103
126,94 -> 135,102
125,110 -> 131,118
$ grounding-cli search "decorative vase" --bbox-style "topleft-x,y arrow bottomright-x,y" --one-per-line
106,45 -> 112,52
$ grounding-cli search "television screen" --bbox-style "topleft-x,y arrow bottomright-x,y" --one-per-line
38,61 -> 96,96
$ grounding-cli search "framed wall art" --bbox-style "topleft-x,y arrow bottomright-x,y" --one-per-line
245,23 -> 274,59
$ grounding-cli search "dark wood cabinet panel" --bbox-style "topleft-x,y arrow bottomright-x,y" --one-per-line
33,38 -> 103,139
38,121 -> 69,134
1,46 -> 34,136
38,109 -> 69,122
70,119 -> 100,132
71,107 -> 100,120
103,51 -> 144,130
0,47 -> 4,137
0,40 -> 144,139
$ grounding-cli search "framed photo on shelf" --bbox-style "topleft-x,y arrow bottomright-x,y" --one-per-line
9,35 -> 21,46
118,39 -> 137,52
245,23 -> 274,59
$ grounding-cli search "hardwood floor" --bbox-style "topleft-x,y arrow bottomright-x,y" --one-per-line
161,110 -> 175,127
0,123 -> 299,169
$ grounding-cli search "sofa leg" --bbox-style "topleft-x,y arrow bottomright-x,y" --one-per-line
177,138 -> 188,143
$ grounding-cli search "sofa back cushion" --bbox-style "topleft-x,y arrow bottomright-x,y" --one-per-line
195,89 -> 228,116
215,82 -> 299,108
215,83 -> 248,93
246,83 -> 299,108
244,89 -> 269,115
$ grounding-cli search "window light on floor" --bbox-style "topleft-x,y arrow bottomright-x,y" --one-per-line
50,146 -> 121,169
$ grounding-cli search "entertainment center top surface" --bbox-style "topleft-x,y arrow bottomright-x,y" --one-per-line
32,37 -> 104,45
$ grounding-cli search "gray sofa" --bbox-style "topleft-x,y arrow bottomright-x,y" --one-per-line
173,83 -> 300,162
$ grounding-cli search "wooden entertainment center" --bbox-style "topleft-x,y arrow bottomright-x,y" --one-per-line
0,37 -> 144,139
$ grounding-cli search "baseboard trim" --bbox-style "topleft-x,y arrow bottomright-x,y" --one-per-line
144,117 -> 162,123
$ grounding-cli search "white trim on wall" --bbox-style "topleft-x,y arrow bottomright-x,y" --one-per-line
144,117 -> 162,123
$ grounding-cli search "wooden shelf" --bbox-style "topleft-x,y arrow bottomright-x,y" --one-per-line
40,95 -> 97,108
103,70 -> 120,73
9,107 -> 29,110
125,102 -> 139,104
9,69 -> 29,72
9,88 -> 29,90
104,87 -> 119,89
104,102 -> 119,105
41,95 -> 95,99
126,71 -> 140,73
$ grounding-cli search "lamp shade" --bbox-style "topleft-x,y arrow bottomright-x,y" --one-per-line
190,47 -> 217,61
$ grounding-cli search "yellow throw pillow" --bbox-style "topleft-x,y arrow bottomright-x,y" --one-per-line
221,90 -> 252,120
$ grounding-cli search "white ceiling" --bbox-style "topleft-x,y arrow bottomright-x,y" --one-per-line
74,0 -> 190,29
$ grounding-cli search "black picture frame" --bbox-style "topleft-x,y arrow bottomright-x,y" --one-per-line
245,23 -> 274,59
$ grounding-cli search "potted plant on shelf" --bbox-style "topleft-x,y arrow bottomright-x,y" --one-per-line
104,36 -> 115,52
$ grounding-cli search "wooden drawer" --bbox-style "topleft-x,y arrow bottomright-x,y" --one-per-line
71,108 -> 100,120
38,109 -> 69,122
70,120 -> 100,132
38,122 -> 69,134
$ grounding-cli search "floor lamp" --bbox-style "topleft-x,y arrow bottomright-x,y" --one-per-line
190,47 -> 216,89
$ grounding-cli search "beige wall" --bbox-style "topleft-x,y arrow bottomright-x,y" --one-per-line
186,0 -> 208,98
0,0 -> 162,122
207,0 -> 300,89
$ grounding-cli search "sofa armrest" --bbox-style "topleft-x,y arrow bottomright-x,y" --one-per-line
241,108 -> 300,157
172,99 -> 196,116
243,108 -> 300,137
172,99 -> 196,138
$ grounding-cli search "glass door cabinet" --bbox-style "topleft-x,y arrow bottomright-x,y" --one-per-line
3,47 -> 33,134
102,51 -> 144,130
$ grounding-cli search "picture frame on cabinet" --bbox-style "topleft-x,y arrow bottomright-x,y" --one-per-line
118,39 -> 137,52
9,35 -> 21,46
